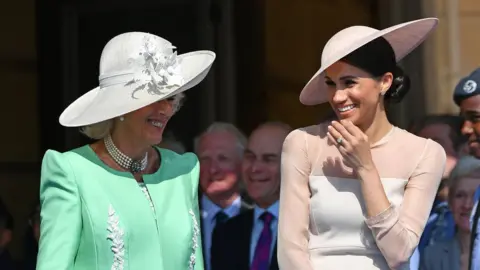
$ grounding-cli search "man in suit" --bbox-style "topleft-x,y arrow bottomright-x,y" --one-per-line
211,122 -> 291,270
452,68 -> 480,270
195,122 -> 252,270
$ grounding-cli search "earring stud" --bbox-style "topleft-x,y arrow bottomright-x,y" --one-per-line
119,116 -> 125,121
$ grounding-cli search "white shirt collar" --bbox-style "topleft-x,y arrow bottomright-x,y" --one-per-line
201,194 -> 242,221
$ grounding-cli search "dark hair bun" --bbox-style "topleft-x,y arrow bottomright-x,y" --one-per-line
384,66 -> 410,103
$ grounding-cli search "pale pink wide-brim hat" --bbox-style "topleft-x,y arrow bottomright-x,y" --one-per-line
299,18 -> 438,106
59,32 -> 216,127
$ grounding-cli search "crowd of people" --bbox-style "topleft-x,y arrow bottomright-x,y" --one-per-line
0,16 -> 479,270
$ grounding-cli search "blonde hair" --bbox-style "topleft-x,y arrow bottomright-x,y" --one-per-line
80,93 -> 185,140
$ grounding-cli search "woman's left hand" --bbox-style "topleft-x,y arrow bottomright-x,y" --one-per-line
327,120 -> 375,172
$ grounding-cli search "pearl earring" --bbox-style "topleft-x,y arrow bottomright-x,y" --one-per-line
119,116 -> 125,121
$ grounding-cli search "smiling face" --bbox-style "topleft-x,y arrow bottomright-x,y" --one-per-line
449,175 -> 480,232
197,131 -> 242,201
460,95 -> 480,158
117,96 -> 178,146
325,61 -> 393,127
242,124 -> 289,208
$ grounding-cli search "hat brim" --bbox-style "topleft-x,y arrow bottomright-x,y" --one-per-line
59,50 -> 215,127
299,18 -> 438,106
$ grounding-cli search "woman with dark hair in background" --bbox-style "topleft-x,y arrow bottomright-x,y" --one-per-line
278,18 -> 446,269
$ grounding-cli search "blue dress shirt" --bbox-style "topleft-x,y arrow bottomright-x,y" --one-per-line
249,201 -> 279,265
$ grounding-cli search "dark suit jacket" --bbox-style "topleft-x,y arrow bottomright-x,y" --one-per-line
0,250 -> 15,270
470,201 -> 480,270
199,194 -> 252,268
210,209 -> 278,270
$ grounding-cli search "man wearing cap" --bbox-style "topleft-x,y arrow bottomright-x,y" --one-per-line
452,68 -> 480,270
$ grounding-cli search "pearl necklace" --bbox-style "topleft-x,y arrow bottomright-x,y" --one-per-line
104,134 -> 148,173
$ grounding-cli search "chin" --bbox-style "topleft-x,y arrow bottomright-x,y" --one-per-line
147,135 -> 163,145
472,149 -> 480,159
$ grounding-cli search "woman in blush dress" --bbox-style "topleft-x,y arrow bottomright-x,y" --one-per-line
278,18 -> 446,269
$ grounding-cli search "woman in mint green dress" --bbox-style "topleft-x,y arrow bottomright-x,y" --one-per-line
37,32 -> 215,270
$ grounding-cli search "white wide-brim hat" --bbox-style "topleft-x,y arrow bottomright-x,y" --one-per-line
59,32 -> 216,127
299,18 -> 438,106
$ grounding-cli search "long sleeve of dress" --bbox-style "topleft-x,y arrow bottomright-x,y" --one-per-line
277,129 -> 314,270
37,150 -> 82,270
365,139 -> 446,269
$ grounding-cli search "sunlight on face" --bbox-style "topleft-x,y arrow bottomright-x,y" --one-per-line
197,131 -> 242,198
460,95 -> 480,158
324,61 -> 389,126
121,98 -> 176,145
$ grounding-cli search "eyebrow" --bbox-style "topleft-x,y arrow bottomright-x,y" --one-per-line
244,150 -> 279,158
325,75 -> 358,81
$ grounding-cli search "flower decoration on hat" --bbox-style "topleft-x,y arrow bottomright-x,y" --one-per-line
126,36 -> 185,99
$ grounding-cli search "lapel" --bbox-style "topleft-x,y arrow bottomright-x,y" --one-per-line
241,209 -> 278,270
198,194 -> 254,268
236,210 -> 254,270
470,202 -> 480,270
240,200 -> 254,213
269,242 -> 279,270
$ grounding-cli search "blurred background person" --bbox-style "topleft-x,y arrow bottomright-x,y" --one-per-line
195,122 -> 252,270
211,122 -> 291,270
0,198 -> 14,270
420,156 -> 480,270
452,67 -> 480,270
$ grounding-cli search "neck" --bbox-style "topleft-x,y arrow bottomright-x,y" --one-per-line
360,110 -> 392,144
207,192 -> 240,209
457,230 -> 471,253
110,131 -> 150,160
256,198 -> 278,209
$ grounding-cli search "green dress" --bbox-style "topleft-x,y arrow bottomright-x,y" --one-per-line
36,145 -> 204,270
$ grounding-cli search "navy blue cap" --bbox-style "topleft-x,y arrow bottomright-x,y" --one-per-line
453,68 -> 480,106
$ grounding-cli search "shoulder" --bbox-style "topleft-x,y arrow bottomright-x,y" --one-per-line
395,128 -> 445,153
287,123 -> 326,139
217,209 -> 254,234
43,145 -> 95,166
41,146 -> 86,172
284,123 -> 328,147
229,209 -> 254,226
393,128 -> 446,165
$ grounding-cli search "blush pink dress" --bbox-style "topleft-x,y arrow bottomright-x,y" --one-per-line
277,123 -> 446,270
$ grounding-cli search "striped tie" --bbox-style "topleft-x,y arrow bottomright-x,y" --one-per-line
251,212 -> 273,270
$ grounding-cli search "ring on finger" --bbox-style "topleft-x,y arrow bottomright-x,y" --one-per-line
336,137 -> 343,144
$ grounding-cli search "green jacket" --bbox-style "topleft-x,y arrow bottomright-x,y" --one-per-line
37,145 -> 204,270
